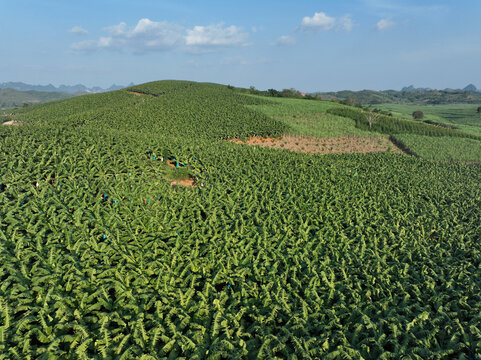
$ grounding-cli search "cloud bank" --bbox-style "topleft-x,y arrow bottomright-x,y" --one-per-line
71,19 -> 249,54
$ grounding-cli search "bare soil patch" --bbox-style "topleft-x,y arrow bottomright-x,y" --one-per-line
127,91 -> 145,96
170,179 -> 196,187
231,135 -> 403,155
2,120 -> 23,126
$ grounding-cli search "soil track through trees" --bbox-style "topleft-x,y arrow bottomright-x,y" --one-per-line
231,135 -> 403,155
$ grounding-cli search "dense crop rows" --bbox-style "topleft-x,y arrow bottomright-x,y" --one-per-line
326,107 -> 480,139
393,134 -> 481,163
1,81 -> 481,359
15,81 -> 287,140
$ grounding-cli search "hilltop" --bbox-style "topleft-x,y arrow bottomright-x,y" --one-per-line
1,80 -> 481,358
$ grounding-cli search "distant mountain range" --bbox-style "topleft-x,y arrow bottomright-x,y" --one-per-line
317,84 -> 481,105
0,81 -> 134,94
0,88 -> 75,110
401,84 -> 479,93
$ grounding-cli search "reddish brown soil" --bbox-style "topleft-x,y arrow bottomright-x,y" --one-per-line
170,178 -> 195,187
2,120 -> 22,126
231,135 -> 402,155
127,91 -> 144,96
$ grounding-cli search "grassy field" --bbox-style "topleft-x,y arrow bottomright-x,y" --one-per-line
394,134 -> 481,163
375,103 -> 481,136
248,97 -> 382,138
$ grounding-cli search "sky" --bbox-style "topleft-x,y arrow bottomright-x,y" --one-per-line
1,0 -> 480,92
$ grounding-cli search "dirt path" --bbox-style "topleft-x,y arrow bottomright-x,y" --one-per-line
231,135 -> 403,155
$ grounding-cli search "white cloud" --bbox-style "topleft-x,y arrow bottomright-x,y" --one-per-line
301,12 -> 353,32
185,24 -> 248,47
301,12 -> 336,30
375,18 -> 395,31
276,35 -> 296,46
71,19 -> 248,54
69,26 -> 88,35
71,18 -> 182,53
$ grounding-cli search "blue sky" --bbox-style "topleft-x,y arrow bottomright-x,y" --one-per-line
1,0 -> 480,92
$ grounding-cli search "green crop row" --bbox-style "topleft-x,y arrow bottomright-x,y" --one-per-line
327,107 -> 480,139
1,81 -> 481,359
392,134 -> 481,163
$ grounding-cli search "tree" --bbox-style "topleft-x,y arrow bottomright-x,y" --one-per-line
412,110 -> 424,120
267,89 -> 281,97
365,111 -> 382,129
345,96 -> 356,106
477,106 -> 481,115
280,88 -> 301,98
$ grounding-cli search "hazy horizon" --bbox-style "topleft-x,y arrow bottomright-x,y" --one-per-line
1,0 -> 480,92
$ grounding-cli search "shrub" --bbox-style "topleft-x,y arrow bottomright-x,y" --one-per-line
412,110 -> 424,120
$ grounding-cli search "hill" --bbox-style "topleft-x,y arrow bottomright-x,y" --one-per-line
0,88 -> 73,109
316,88 -> 481,105
1,80 -> 481,358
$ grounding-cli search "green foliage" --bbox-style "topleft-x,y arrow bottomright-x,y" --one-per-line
246,96 -> 377,138
316,88 -> 481,105
374,103 -> 481,136
1,80 -> 481,358
392,134 -> 481,162
326,107 -> 480,139
412,110 -> 424,120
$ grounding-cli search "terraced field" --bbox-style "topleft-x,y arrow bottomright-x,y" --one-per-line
1,81 -> 480,359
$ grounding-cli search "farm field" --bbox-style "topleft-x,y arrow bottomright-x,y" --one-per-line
375,103 -> 481,136
231,135 -> 400,155
393,134 -> 481,163
248,97 -> 380,138
1,81 -> 481,359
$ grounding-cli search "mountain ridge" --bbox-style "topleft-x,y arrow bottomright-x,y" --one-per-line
0,81 -> 134,94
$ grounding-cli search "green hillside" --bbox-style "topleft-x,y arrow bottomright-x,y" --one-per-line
0,88 -> 73,110
316,89 -> 481,105
374,103 -> 481,136
1,81 -> 481,359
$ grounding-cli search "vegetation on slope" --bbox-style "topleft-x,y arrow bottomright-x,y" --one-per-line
246,97 -> 375,138
374,103 -> 481,137
393,134 -> 481,162
1,80 -> 481,359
